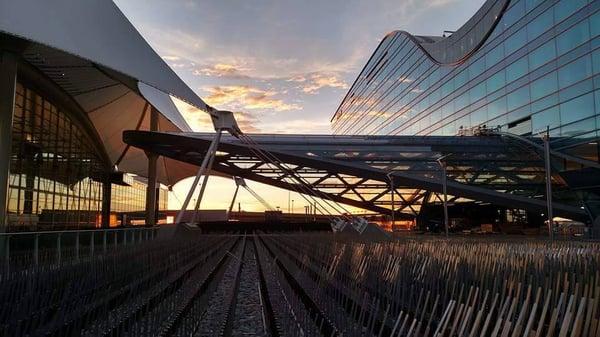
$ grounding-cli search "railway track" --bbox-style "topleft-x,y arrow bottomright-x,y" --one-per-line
0,232 -> 598,337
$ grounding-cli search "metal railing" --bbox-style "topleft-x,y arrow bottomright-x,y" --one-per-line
0,226 -> 159,273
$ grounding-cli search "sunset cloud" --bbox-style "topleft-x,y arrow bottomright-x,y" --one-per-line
232,110 -> 262,133
288,72 -> 349,94
172,97 -> 261,133
162,55 -> 181,61
193,62 -> 253,79
202,85 -> 302,112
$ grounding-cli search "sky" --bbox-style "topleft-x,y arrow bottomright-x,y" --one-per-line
114,0 -> 483,213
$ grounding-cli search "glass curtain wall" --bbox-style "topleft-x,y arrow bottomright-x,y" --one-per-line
111,177 -> 169,213
7,83 -> 105,231
7,82 -> 170,231
333,0 -> 600,162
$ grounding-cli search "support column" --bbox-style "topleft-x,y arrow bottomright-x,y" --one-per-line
101,179 -> 111,228
0,51 -> 17,231
145,107 -> 159,226
228,183 -> 240,214
543,129 -> 554,241
175,129 -> 222,224
440,161 -> 449,237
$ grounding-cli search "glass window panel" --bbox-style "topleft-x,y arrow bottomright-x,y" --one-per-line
506,57 -> 529,83
488,96 -> 507,118
527,9 -> 554,41
593,49 -> 600,74
455,93 -> 469,111
529,39 -> 556,70
486,70 -> 506,93
561,117 -> 596,137
489,114 -> 508,128
556,20 -> 590,55
507,86 -> 531,111
456,114 -> 471,129
532,106 -> 560,132
591,10 -> 600,38
531,71 -> 558,101
471,106 -> 488,125
441,80 -> 454,97
559,78 -> 593,103
558,55 -> 592,89
502,0 -> 525,29
554,0 -> 588,23
505,28 -> 528,56
469,82 -> 486,103
468,57 -> 486,80
559,92 -> 595,124
441,102 -> 453,119
508,105 -> 531,123
595,90 -> 600,117
525,0 -> 544,12
454,70 -> 469,89
486,44 -> 504,67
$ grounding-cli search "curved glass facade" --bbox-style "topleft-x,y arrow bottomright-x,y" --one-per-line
333,0 -> 600,162
8,82 -> 106,230
111,176 -> 168,215
6,82 -> 169,230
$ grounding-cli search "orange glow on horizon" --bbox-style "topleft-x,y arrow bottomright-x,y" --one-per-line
168,175 -> 365,214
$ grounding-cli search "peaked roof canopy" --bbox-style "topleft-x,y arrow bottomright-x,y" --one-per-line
0,0 -> 210,185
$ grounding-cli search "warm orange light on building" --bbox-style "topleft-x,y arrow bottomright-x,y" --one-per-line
96,214 -> 118,228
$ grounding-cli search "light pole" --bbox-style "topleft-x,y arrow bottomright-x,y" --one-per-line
437,153 -> 453,237
542,127 -> 554,241
386,172 -> 395,227
292,199 -> 295,214
491,127 -> 559,240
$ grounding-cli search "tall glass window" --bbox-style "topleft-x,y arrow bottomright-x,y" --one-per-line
558,55 -> 592,89
556,20 -> 590,55
8,83 -> 105,231
559,92 -> 595,125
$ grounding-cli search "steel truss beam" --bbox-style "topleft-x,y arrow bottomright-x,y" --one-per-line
123,131 -> 588,221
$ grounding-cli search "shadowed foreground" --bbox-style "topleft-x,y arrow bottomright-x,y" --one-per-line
0,232 -> 598,336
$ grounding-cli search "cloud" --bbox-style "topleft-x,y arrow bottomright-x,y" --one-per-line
193,62 -> 253,79
162,55 -> 181,61
145,28 -> 205,62
171,97 -> 213,131
287,75 -> 307,83
234,110 -> 261,133
290,72 -> 348,94
171,97 -> 261,133
202,85 -> 302,112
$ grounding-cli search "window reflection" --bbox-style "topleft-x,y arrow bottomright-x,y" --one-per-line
334,0 -> 599,163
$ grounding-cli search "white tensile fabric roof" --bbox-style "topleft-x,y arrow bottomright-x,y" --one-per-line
0,0 -> 205,185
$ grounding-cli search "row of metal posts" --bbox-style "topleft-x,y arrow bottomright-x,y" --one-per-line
2,227 -> 158,273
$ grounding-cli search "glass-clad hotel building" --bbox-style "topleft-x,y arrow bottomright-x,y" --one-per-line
333,0 -> 600,162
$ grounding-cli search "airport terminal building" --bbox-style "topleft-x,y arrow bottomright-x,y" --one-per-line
2,0 -> 600,235
122,0 -> 600,235
0,0 -> 202,231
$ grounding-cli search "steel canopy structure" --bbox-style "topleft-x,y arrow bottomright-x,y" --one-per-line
0,0 -> 223,185
0,0 -> 235,228
124,131 -> 590,221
